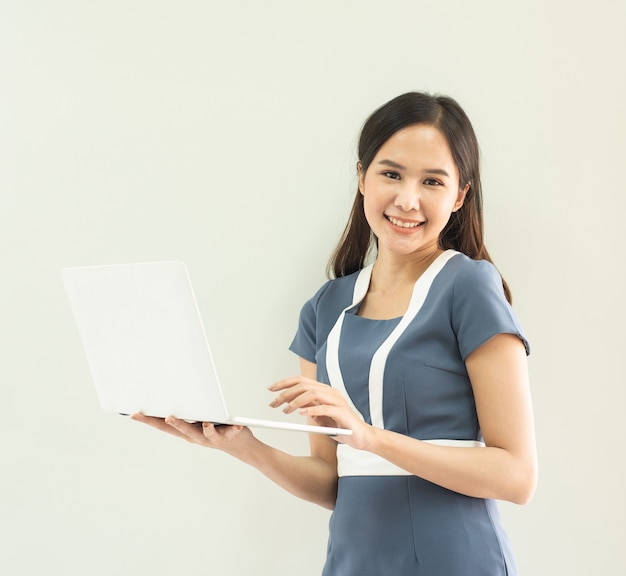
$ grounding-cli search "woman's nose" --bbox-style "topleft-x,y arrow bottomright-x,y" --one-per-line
394,182 -> 421,211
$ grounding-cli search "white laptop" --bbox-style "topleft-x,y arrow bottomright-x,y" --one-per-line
62,261 -> 351,436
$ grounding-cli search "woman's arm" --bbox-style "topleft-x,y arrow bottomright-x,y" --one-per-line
273,334 -> 537,504
246,358 -> 339,509
366,334 -> 536,503
132,358 -> 339,509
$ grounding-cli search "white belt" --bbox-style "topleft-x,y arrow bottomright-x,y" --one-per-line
337,440 -> 485,477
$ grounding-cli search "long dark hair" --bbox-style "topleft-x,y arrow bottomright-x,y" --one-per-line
327,91 -> 512,303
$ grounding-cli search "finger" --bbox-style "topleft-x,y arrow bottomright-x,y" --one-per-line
130,413 -> 191,440
131,413 -> 174,433
299,404 -> 345,417
201,422 -> 229,439
282,387 -> 345,413
269,380 -> 329,408
222,425 -> 244,439
202,423 -> 244,443
130,413 -> 162,426
268,375 -> 314,392
164,417 -> 207,442
165,416 -> 201,432
279,389 -> 324,413
298,404 -> 353,429
268,384 -> 306,408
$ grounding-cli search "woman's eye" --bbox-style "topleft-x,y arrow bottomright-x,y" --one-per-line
383,171 -> 401,180
424,178 -> 442,186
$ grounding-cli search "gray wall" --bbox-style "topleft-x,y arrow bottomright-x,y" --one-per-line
1,1 -> 624,574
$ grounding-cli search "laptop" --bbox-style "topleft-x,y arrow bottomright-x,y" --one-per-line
62,261 -> 351,436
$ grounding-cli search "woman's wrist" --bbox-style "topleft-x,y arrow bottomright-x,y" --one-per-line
223,434 -> 266,466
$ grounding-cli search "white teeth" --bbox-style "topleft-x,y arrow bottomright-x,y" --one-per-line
387,216 -> 421,228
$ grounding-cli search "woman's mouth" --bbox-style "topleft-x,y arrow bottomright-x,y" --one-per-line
385,215 -> 423,229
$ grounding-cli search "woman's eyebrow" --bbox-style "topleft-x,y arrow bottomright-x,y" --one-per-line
377,159 -> 406,170
424,168 -> 451,177
377,159 -> 450,178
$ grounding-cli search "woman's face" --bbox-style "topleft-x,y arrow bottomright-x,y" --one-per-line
359,123 -> 468,260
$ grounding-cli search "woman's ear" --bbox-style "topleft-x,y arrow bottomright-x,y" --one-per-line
357,162 -> 365,195
453,182 -> 470,212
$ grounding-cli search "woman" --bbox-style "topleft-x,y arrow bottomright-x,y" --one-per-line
134,92 -> 537,575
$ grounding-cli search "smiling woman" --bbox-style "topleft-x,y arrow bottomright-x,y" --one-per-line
357,123 -> 469,261
329,92 -> 512,301
136,92 -> 536,576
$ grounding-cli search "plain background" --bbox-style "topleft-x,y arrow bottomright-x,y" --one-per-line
1,1 -> 624,574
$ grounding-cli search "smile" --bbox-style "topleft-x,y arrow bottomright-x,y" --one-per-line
386,216 -> 423,229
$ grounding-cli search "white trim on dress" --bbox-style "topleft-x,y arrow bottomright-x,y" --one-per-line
325,250 -> 484,477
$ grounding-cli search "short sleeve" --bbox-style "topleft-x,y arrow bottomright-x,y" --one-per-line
289,281 -> 331,363
452,260 -> 530,361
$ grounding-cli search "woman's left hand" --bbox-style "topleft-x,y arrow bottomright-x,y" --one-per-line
268,376 -> 373,450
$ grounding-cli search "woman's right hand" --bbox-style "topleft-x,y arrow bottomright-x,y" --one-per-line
130,414 -> 256,457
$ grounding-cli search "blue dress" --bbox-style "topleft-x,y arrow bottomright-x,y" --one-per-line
289,251 -> 529,576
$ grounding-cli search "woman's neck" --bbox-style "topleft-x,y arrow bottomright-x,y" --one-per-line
371,246 -> 443,291
356,247 -> 444,320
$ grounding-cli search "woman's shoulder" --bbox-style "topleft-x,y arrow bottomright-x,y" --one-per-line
444,252 -> 529,357
446,252 -> 503,289
448,251 -> 499,273
291,270 -> 363,355
434,252 -> 511,313
304,269 -> 363,310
